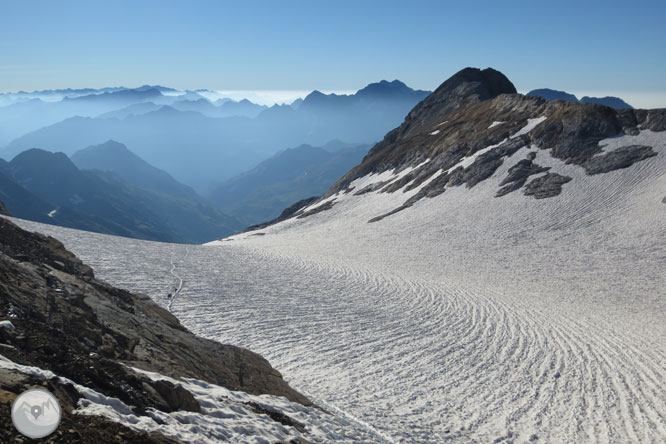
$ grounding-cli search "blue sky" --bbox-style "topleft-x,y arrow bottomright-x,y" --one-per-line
2,0 -> 665,107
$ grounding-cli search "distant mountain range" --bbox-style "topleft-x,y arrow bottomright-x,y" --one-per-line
207,142 -> 370,225
0,143 -> 242,242
71,140 -> 203,202
526,88 -> 632,109
2,80 -> 430,190
0,86 -> 267,147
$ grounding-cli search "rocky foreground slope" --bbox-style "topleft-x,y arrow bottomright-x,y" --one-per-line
0,216 -> 319,443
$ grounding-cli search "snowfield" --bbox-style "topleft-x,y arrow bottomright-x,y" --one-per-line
9,129 -> 666,443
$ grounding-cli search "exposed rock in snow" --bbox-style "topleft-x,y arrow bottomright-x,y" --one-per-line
523,172 -> 572,198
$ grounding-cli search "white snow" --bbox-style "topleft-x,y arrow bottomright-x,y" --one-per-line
441,139 -> 510,173
0,320 -> 15,329
488,121 -> 505,128
430,130 -> 440,135
7,129 -> 666,443
511,116 -> 547,138
0,354 -> 387,444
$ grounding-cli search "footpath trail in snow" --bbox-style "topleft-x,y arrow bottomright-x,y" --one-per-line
168,247 -> 189,312
9,131 -> 666,443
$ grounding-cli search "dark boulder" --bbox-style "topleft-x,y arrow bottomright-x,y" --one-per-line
583,145 -> 657,175
496,153 -> 551,197
523,173 -> 572,199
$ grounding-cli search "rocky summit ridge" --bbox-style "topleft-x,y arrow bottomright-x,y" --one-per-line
270,67 -> 665,223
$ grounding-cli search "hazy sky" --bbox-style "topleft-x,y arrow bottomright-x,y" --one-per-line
2,0 -> 665,107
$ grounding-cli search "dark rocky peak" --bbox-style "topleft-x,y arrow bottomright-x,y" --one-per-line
397,67 -> 517,139
318,67 -> 666,220
436,67 -> 517,101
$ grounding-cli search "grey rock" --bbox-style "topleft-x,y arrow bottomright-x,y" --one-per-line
496,153 -> 550,197
583,145 -> 657,175
146,379 -> 201,413
463,137 -> 526,188
523,173 -> 572,199
296,200 -> 336,219
245,401 -> 306,433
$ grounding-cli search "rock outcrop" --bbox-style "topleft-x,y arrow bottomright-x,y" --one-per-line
0,217 -> 311,441
236,68 -> 664,231
305,67 -> 666,222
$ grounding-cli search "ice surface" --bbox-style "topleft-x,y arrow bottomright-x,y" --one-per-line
511,116 -> 547,138
488,121 -> 505,128
7,130 -> 666,443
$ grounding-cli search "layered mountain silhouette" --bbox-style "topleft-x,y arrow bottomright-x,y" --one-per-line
170,98 -> 267,118
527,88 -> 632,109
2,80 -> 430,190
0,86 -> 259,147
207,142 -> 370,225
2,146 -> 242,242
71,140 -> 202,202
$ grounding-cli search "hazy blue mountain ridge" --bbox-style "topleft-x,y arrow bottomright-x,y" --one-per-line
207,143 -> 370,225
3,80 -> 429,190
2,147 -> 243,242
527,88 -> 632,109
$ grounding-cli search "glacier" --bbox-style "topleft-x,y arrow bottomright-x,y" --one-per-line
8,129 -> 666,443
